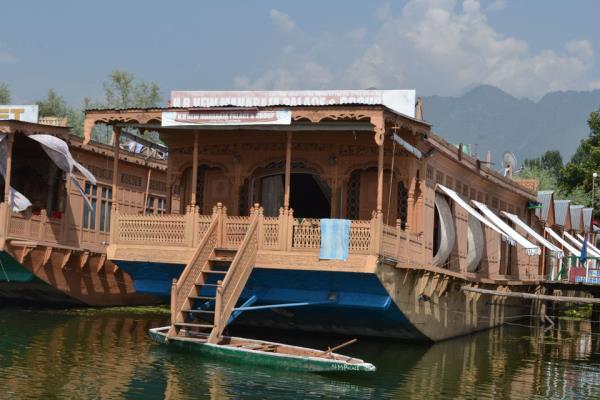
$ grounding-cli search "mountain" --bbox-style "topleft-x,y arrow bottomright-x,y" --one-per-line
423,85 -> 600,165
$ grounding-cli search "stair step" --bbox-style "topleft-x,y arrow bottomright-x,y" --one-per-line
174,322 -> 214,329
190,295 -> 216,301
209,256 -> 234,263
196,283 -> 221,287
183,309 -> 215,314
203,270 -> 227,275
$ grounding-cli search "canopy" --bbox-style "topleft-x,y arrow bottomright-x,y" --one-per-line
501,211 -> 563,259
564,231 -> 600,257
545,227 -> 580,257
28,134 -> 97,210
437,184 -> 510,242
472,201 -> 541,256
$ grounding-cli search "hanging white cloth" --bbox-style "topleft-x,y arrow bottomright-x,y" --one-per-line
28,134 -> 97,210
472,201 -> 541,256
545,227 -> 581,257
501,211 -> 564,259
0,133 -> 32,212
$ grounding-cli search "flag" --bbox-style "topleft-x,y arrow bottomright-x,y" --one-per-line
579,238 -> 588,266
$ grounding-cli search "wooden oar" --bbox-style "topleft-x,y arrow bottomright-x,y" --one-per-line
317,338 -> 358,358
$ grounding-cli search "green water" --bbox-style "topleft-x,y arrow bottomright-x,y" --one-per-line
1,307 -> 600,399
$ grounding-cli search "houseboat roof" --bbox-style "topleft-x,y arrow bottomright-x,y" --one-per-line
583,207 -> 593,232
554,200 -> 571,226
0,119 -> 71,137
536,190 -> 554,221
570,205 -> 584,231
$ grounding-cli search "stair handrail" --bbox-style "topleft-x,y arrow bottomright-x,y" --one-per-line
209,205 -> 262,343
169,211 -> 221,336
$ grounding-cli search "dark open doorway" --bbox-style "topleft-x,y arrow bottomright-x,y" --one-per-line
258,173 -> 330,219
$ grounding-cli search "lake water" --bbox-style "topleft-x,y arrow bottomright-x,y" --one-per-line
1,307 -> 600,399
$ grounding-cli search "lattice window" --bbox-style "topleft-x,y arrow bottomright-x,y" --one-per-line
83,183 -> 112,232
347,170 -> 361,219
499,200 -> 506,211
455,180 -> 462,193
426,166 -> 434,182
146,196 -> 166,215
436,171 -> 444,185
492,197 -> 499,209
462,183 -> 469,197
446,176 -> 453,189
397,181 -> 408,230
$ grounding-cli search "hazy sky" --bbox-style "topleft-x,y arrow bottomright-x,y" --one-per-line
2,0 -> 600,106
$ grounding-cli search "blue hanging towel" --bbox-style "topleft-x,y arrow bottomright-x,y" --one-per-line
579,238 -> 588,266
319,219 -> 351,261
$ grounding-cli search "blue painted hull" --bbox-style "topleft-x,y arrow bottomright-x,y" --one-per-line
113,260 -> 429,340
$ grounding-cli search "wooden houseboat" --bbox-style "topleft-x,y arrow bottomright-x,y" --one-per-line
82,90 -> 569,341
0,119 -> 167,306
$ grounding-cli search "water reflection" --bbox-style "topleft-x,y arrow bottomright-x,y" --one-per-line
1,307 -> 600,399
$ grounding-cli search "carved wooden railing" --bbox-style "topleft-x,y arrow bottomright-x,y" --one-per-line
209,207 -> 262,343
168,213 -> 220,337
109,203 -> 426,264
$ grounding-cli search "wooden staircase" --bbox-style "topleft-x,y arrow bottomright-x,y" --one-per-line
167,205 -> 262,344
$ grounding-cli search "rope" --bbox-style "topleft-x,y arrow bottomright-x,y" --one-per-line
385,139 -> 396,226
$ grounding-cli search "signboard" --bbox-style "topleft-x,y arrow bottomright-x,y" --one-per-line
170,90 -> 416,118
162,109 -> 292,127
0,105 -> 39,123
570,267 -> 600,284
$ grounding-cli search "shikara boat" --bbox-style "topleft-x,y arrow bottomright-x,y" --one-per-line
148,326 -> 376,373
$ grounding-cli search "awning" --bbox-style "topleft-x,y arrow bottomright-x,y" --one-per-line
501,211 -> 563,259
437,185 -> 510,242
545,227 -> 580,257
28,134 -> 97,210
472,201 -> 541,256
564,231 -> 600,257
392,133 -> 422,159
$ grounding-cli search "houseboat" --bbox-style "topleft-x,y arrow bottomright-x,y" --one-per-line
82,90 -> 589,341
0,114 -> 167,306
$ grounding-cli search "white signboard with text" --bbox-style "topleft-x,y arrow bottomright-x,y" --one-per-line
170,90 -> 416,118
0,105 -> 39,123
162,109 -> 292,127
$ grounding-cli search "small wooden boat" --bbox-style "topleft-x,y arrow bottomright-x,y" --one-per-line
148,327 -> 376,373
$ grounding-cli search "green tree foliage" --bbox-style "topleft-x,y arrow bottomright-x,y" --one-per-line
517,165 -> 557,191
0,83 -> 10,103
559,110 -> 600,200
37,89 -> 68,117
102,70 -> 161,109
36,89 -> 84,136
523,150 -> 563,174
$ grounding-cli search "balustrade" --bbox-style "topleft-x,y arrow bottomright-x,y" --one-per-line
110,203 -> 424,263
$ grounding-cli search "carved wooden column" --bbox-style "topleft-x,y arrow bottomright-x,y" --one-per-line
3,133 -> 14,204
376,139 -> 384,216
111,127 -> 121,210
165,170 -> 172,214
190,132 -> 199,208
283,131 -> 292,210
373,113 -> 385,254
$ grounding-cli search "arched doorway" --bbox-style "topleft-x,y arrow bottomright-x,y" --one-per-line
250,162 -> 331,218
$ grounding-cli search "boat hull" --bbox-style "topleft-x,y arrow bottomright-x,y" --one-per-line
115,259 -> 534,342
148,327 -> 376,373
0,250 -> 163,306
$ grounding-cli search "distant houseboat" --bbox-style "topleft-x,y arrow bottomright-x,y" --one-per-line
0,116 -> 167,306
82,90 -> 594,341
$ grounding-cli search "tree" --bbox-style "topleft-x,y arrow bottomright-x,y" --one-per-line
558,109 -> 600,212
36,89 -> 68,117
517,165 -> 557,191
522,150 -> 563,174
0,83 -> 10,103
102,70 -> 161,109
